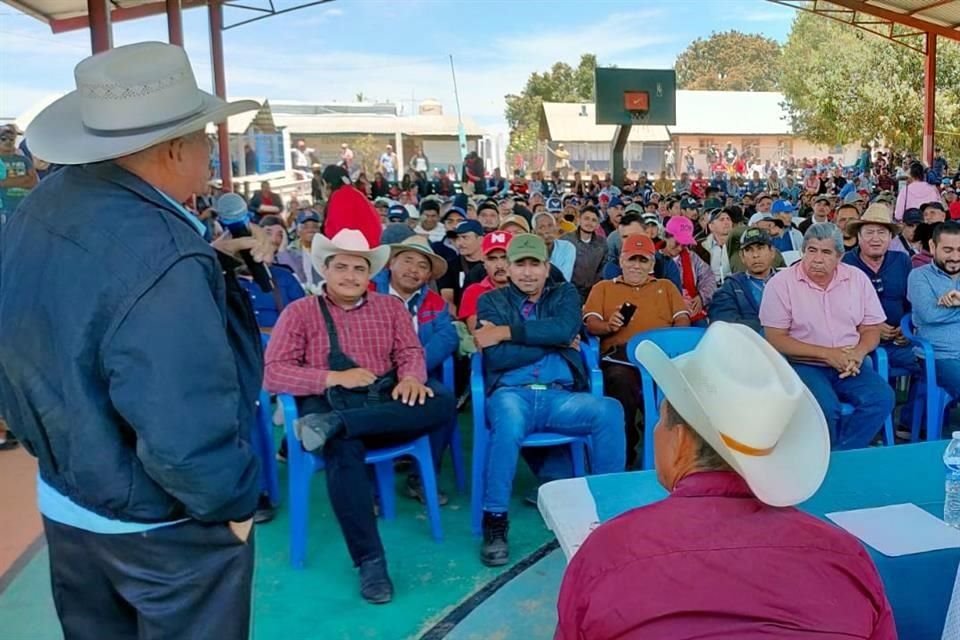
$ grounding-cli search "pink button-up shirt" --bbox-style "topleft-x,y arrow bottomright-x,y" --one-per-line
894,180 -> 941,221
759,262 -> 885,349
555,472 -> 895,640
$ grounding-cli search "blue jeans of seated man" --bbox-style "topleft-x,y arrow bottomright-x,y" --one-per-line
792,363 -> 895,450
884,342 -> 920,375
483,387 -> 625,513
936,358 -> 960,400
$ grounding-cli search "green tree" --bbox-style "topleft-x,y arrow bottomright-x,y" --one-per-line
675,30 -> 782,91
780,12 -> 960,157
504,54 -> 597,156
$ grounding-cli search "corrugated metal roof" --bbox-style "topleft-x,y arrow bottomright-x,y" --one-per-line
272,112 -> 485,137
540,90 -> 793,142
539,103 -> 670,143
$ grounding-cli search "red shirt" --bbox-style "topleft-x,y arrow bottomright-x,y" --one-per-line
457,276 -> 497,321
556,472 -> 895,640
263,290 -> 426,396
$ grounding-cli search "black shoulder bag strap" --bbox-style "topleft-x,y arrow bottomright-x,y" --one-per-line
316,296 -> 359,372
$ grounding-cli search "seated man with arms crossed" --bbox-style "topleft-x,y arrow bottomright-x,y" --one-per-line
710,227 -> 777,333
583,234 -> 690,468
264,230 -> 455,605
556,322 -> 894,639
759,223 -> 894,449
473,234 -> 625,567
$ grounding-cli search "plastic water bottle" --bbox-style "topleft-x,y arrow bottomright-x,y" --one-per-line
943,432 -> 960,528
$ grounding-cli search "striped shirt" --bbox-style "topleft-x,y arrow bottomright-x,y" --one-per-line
263,289 -> 427,396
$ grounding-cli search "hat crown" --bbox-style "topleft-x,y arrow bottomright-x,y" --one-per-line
324,229 -> 374,252
680,324 -> 804,451
859,203 -> 895,225
215,193 -> 248,222
76,42 -> 204,133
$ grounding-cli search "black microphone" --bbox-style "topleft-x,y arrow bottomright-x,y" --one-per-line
218,207 -> 274,293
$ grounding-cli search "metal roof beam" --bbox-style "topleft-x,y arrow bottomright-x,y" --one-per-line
825,0 -> 960,41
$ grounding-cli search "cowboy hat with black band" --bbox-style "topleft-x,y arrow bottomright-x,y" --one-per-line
26,42 -> 259,165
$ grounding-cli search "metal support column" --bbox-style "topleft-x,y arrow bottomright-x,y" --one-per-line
209,0 -> 232,191
166,0 -> 183,46
923,32 -> 937,167
86,0 -> 112,53
611,125 -> 632,186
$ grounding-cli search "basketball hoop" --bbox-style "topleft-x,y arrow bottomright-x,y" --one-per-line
629,110 -> 650,124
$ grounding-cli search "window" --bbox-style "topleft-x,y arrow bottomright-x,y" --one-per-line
697,138 -> 714,153
742,138 -> 761,158
777,138 -> 794,157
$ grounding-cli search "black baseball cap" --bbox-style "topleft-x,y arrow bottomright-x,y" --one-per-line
903,208 -> 923,225
680,196 -> 699,210
740,227 -> 773,249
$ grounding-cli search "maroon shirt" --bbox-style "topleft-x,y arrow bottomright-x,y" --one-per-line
263,289 -> 426,397
556,472 -> 895,640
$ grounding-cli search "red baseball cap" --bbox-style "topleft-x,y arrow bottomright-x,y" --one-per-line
482,230 -> 513,255
622,234 -> 657,259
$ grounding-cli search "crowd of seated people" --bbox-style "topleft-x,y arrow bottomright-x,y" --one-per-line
23,137 -> 943,622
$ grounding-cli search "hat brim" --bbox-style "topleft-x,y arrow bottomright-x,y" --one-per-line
846,220 -> 901,236
25,89 -> 259,165
310,236 -> 391,277
633,330 -> 829,507
388,244 -> 448,280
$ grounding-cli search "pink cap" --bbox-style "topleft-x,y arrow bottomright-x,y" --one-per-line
665,216 -> 696,246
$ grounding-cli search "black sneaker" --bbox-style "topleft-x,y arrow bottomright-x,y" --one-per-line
294,412 -> 344,452
481,511 -> 510,567
358,556 -> 394,604
405,473 -> 449,506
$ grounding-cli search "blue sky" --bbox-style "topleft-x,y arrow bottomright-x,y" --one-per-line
0,0 -> 798,133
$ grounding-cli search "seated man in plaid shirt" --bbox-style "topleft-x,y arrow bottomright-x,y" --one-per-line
264,229 -> 455,605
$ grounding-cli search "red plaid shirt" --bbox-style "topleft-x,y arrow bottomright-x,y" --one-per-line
263,290 -> 426,396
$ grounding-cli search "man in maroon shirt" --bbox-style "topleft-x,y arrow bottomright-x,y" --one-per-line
556,321 -> 895,640
264,229 -> 454,605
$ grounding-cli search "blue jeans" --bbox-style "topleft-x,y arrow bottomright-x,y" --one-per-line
792,363 -> 895,450
483,387 -> 625,513
936,358 -> 960,399
884,342 -> 920,375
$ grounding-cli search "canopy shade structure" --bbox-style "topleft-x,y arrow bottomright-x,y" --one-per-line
2,0 -> 337,33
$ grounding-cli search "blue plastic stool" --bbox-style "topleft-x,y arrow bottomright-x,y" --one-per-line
626,327 -> 707,470
469,352 -> 590,536
278,394 -> 443,570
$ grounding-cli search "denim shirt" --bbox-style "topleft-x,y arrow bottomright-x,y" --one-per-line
907,262 -> 960,359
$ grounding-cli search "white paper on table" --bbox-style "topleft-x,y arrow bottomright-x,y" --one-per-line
826,503 -> 960,557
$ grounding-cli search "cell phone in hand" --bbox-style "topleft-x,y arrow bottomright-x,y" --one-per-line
619,302 -> 637,324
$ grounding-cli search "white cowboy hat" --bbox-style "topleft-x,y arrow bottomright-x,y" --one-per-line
25,42 -> 259,165
311,229 -> 391,276
633,321 -> 829,507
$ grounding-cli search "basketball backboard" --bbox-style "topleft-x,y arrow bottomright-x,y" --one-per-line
594,67 -> 677,126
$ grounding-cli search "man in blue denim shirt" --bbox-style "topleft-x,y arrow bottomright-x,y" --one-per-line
474,234 -> 625,567
908,222 -> 960,402
0,43 -> 266,639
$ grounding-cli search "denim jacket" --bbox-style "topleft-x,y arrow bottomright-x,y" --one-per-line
0,162 -> 260,524
476,281 -> 586,393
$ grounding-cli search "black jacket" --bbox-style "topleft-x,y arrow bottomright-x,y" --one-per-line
0,162 -> 261,524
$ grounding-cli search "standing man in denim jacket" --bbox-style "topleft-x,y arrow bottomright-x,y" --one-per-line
0,44 -> 268,639
473,234 -> 625,567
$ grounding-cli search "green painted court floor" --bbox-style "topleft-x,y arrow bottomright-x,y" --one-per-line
0,416 -> 559,640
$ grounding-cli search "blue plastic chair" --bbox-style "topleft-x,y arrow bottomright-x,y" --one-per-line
278,394 -> 443,569
441,356 -> 466,493
901,314 -> 957,441
251,389 -> 281,507
626,327 -> 707,470
469,346 -> 602,535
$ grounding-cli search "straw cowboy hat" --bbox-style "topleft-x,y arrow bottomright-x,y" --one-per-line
388,235 -> 448,280
311,229 -> 391,276
633,321 -> 829,507
25,42 -> 259,165
846,202 -> 901,236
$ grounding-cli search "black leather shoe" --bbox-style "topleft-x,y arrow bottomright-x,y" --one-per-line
481,511 -> 510,567
253,493 -> 276,524
358,556 -> 394,604
295,412 -> 343,452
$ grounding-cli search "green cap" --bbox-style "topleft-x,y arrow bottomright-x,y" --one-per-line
507,233 -> 548,263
